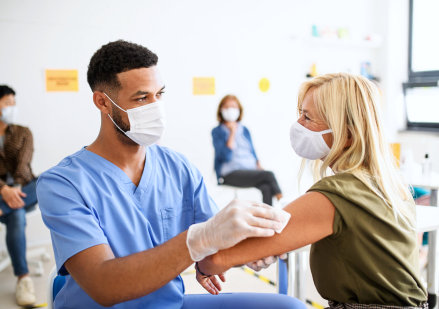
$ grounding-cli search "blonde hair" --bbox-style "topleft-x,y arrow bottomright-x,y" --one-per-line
298,73 -> 414,225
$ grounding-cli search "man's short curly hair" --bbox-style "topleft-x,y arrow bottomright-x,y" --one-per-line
87,40 -> 158,92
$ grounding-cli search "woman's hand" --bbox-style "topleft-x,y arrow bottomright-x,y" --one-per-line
0,185 -> 26,208
195,264 -> 226,295
246,253 -> 288,271
224,121 -> 238,133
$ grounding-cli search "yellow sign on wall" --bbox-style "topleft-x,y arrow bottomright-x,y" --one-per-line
193,77 -> 215,95
46,70 -> 79,92
259,78 -> 270,92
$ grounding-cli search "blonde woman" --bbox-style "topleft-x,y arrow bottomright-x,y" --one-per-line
198,73 -> 427,308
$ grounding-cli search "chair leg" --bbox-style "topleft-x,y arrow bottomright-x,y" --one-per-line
27,246 -> 50,277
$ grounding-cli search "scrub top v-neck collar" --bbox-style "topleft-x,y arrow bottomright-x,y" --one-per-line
81,146 -> 155,197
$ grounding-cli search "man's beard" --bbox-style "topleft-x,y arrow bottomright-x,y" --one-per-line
111,106 -> 137,146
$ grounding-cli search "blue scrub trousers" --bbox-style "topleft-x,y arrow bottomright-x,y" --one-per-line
0,178 -> 38,276
182,293 -> 305,309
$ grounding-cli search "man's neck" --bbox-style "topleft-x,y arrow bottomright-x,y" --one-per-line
87,130 -> 146,186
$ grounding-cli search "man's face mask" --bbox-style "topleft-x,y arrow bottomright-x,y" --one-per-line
0,105 -> 17,124
104,93 -> 165,147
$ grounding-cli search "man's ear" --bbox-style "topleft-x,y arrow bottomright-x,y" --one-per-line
93,91 -> 111,114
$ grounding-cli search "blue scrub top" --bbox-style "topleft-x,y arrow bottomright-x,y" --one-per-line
37,145 -> 218,309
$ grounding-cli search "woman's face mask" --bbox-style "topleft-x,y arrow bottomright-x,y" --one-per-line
221,108 -> 240,122
290,121 -> 332,160
104,93 -> 165,147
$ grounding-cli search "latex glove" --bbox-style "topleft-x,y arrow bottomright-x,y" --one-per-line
195,262 -> 226,295
186,199 -> 291,261
246,253 -> 288,272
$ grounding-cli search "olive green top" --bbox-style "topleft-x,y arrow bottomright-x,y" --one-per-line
308,173 -> 427,306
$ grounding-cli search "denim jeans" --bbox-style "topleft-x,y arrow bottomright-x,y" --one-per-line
0,178 -> 38,276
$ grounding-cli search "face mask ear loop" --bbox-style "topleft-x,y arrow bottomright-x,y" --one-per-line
321,129 -> 333,134
107,114 -> 129,135
103,93 -> 127,113
104,92 -> 130,135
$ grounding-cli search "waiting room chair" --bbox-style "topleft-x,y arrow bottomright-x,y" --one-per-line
47,266 -> 65,309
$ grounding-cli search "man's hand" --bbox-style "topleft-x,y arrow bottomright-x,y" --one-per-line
186,200 -> 290,262
195,263 -> 226,295
0,185 -> 26,208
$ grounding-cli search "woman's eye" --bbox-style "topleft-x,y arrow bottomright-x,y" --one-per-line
304,115 -> 310,121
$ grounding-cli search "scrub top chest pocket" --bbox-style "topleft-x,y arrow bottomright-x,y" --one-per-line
161,201 -> 194,241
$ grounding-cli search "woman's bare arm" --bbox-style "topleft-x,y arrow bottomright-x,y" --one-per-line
198,191 -> 335,275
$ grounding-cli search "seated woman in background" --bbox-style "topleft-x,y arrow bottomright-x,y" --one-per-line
212,94 -> 283,205
200,74 -> 427,308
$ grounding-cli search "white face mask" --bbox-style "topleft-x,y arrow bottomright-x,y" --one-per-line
290,121 -> 332,160
221,108 -> 240,122
104,93 -> 165,147
0,106 -> 17,124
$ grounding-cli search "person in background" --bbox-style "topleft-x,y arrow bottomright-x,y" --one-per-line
0,85 -> 38,306
212,95 -> 283,205
200,73 -> 428,308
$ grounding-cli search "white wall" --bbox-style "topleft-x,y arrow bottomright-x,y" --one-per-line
0,0 -> 393,206
1,0 -> 421,246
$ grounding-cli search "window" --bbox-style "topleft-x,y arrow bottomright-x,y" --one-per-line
404,82 -> 439,130
404,0 -> 439,130
409,0 -> 439,81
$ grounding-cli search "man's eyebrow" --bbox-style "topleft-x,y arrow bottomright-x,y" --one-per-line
131,90 -> 149,97
130,86 -> 166,98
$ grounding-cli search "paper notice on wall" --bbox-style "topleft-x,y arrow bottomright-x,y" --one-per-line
259,78 -> 270,92
46,70 -> 79,92
193,77 -> 215,95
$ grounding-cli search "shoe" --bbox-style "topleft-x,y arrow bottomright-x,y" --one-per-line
16,276 -> 36,306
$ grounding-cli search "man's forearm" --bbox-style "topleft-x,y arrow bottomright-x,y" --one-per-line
66,231 -> 193,306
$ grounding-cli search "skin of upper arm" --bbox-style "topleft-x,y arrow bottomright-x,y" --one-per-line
199,191 -> 336,275
64,244 -> 115,303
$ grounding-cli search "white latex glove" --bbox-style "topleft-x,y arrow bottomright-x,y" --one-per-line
186,200 -> 291,261
246,253 -> 288,272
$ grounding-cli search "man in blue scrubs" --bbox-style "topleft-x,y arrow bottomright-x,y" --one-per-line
36,40 -> 298,309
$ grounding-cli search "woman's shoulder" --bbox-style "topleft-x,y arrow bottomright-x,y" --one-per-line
308,173 -> 390,217
309,173 -> 363,193
212,124 -> 229,136
308,173 -> 379,208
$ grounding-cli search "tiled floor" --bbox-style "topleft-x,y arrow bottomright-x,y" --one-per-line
0,245 -> 326,309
